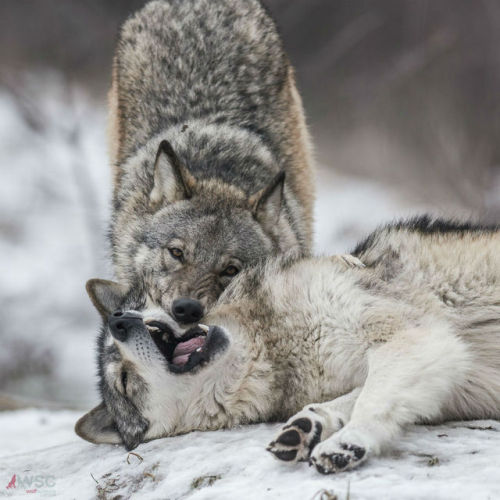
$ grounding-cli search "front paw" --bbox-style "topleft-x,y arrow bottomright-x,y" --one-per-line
310,433 -> 367,474
267,408 -> 326,463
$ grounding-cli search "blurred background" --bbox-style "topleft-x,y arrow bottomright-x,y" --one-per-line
1,0 -> 499,408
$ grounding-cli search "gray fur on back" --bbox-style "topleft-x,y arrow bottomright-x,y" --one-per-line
115,0 -> 289,167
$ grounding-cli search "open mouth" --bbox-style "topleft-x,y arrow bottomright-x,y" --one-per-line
145,321 -> 228,374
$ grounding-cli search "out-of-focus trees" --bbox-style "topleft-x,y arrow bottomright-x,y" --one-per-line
1,0 -> 499,210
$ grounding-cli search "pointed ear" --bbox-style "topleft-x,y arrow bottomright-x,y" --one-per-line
75,402 -> 122,445
149,139 -> 195,208
86,279 -> 128,318
249,171 -> 286,223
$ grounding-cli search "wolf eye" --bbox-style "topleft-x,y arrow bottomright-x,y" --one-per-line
222,265 -> 239,277
121,371 -> 128,394
169,248 -> 184,260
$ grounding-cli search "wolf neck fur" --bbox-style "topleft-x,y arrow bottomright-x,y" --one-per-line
208,263 -> 380,421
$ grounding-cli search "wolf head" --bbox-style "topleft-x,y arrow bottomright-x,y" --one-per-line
75,276 -> 268,450
113,136 -> 303,324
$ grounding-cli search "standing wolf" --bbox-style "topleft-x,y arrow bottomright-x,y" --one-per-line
107,0 -> 314,323
77,217 -> 500,473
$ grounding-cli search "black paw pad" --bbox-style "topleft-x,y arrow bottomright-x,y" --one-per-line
276,429 -> 301,446
341,443 -> 365,460
270,448 -> 297,462
331,453 -> 350,469
312,460 -> 330,475
291,417 -> 312,433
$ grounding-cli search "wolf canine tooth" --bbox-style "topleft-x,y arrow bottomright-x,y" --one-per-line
198,324 -> 209,333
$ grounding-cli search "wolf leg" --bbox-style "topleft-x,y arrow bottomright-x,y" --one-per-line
310,322 -> 469,474
267,388 -> 361,463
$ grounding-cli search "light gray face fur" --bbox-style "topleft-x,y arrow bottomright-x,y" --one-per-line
135,198 -> 277,310
113,139 -> 295,316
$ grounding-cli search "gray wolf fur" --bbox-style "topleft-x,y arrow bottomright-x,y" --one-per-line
76,217 -> 500,473
108,0 -> 314,316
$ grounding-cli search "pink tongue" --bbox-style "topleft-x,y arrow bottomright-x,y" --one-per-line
172,336 -> 206,366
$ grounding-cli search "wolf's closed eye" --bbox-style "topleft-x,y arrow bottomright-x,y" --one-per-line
121,370 -> 128,395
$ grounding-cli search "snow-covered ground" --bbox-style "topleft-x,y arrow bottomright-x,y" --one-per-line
1,77 -> 498,499
1,410 -> 499,499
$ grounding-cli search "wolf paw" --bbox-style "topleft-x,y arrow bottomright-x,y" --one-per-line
310,434 -> 367,474
267,409 -> 325,463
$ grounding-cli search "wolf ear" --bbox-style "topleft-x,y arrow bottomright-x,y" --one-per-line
249,171 -> 286,224
86,279 -> 128,318
150,139 -> 195,208
75,402 -> 122,445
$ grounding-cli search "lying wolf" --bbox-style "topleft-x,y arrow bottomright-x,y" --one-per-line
108,0 -> 314,323
76,217 -> 500,473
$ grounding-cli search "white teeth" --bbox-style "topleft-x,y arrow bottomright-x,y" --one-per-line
198,324 -> 209,333
196,347 -> 202,352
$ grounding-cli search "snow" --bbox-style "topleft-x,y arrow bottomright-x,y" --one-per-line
1,76 -> 499,499
0,410 -> 499,499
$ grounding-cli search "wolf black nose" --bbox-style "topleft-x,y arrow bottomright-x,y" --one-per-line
172,298 -> 204,324
108,312 -> 141,342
